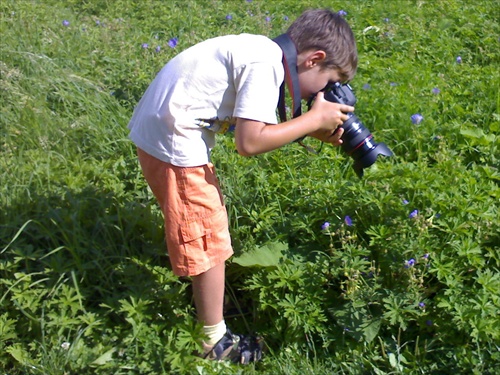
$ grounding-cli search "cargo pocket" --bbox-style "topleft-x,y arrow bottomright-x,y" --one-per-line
179,208 -> 231,254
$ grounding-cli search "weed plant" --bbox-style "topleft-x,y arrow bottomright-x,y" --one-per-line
1,0 -> 499,374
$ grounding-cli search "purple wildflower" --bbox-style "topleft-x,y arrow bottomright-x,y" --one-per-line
141,43 -> 149,49
423,253 -> 430,259
411,113 -> 423,125
283,16 -> 289,21
226,14 -> 233,20
432,87 -> 441,94
409,209 -> 419,219
168,37 -> 178,48
363,83 -> 371,90
62,20 -> 70,26
344,215 -> 353,226
456,56 -> 462,63
321,222 -> 330,231
384,18 -> 390,22
265,16 -> 271,22
403,199 -> 409,205
155,46 -> 161,53
390,82 -> 397,87
338,10 -> 348,17
419,302 -> 426,308
405,258 -> 416,268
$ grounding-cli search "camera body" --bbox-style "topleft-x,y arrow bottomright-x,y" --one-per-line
323,82 -> 393,177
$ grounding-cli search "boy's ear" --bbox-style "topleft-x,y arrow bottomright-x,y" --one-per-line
308,50 -> 326,67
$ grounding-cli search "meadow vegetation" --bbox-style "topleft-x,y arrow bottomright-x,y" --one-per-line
1,0 -> 499,374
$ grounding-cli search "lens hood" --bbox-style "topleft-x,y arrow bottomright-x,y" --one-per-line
353,142 -> 393,177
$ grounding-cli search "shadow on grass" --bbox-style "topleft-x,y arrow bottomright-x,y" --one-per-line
1,185 -> 193,355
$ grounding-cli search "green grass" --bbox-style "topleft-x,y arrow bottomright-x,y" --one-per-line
1,0 -> 499,374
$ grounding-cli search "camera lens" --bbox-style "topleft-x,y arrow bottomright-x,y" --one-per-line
341,113 -> 393,177
340,114 -> 371,155
311,82 -> 393,178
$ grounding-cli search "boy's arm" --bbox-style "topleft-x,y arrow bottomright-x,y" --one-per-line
234,92 -> 353,156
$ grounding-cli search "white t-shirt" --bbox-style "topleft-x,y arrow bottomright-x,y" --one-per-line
128,33 -> 284,167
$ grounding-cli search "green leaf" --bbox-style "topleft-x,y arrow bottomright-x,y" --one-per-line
362,318 -> 382,343
6,344 -> 30,365
92,347 -> 117,366
232,242 -> 287,268
460,127 -> 484,139
388,352 -> 398,368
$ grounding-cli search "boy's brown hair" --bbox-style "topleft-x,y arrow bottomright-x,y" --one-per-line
287,8 -> 358,82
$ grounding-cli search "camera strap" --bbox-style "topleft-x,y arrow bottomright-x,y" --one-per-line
273,33 -> 302,122
273,34 -> 319,154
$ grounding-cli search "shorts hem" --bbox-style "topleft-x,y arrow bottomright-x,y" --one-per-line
173,248 -> 234,277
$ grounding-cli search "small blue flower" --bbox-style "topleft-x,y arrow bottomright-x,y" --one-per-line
168,37 -> 178,48
426,320 -> 433,326
62,20 -> 70,26
423,253 -> 430,259
405,258 -> 416,268
283,16 -> 289,21
403,199 -> 409,205
321,222 -> 330,230
411,113 -> 423,125
95,20 -> 101,26
363,83 -> 371,90
390,82 -> 398,87
141,43 -> 149,49
155,46 -> 161,53
226,14 -> 233,20
265,16 -> 271,22
456,56 -> 462,63
432,87 -> 441,94
419,302 -> 426,308
384,17 -> 390,22
344,215 -> 353,226
338,10 -> 348,17
409,209 -> 419,219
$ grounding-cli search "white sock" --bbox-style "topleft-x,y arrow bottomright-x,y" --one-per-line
202,320 -> 227,346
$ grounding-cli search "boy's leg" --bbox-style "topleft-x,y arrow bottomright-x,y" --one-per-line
192,262 -> 225,326
193,262 -> 231,350
136,149 -> 262,361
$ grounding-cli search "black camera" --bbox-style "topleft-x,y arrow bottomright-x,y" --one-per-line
323,82 -> 393,178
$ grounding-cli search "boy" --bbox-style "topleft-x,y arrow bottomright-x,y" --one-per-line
127,8 -> 357,363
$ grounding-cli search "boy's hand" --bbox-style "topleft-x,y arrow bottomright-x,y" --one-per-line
308,126 -> 344,146
312,91 -> 354,126
308,91 -> 353,146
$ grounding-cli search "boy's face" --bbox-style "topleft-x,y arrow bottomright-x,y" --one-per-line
297,50 -> 341,100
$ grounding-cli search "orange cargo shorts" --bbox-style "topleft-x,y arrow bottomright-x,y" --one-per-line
137,148 -> 233,277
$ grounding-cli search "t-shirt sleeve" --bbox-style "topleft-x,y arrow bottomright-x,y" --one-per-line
232,62 -> 283,124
